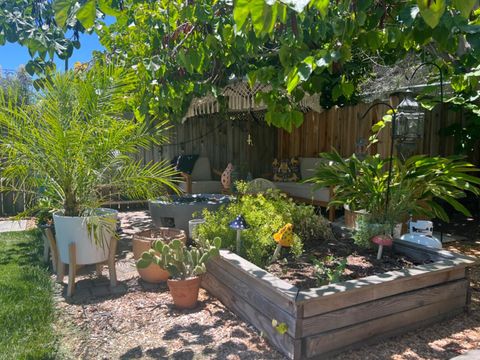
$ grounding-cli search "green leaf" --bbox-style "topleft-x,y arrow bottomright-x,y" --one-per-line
250,0 -> 268,36
272,319 -> 289,334
310,0 -> 329,18
53,0 -> 76,28
98,0 -> 122,16
341,82 -> 354,99
371,120 -> 385,133
77,0 -> 96,29
453,0 -> 476,18
233,0 -> 251,30
290,111 -> 304,128
286,67 -> 300,93
332,84 -> 342,101
417,0 -> 446,28
136,258 -> 151,269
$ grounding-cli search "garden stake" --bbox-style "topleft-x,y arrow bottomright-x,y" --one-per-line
271,223 -> 294,263
371,234 -> 393,260
229,215 -> 249,254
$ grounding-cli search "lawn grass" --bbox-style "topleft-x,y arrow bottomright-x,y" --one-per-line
0,230 -> 57,360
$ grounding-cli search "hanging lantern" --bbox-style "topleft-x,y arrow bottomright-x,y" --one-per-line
394,91 -> 425,140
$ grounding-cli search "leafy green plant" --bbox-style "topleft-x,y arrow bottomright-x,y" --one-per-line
311,256 -> 347,286
0,63 -> 179,219
137,237 -> 221,280
197,190 -> 333,268
352,216 -> 392,249
310,150 -> 480,223
271,319 -> 288,335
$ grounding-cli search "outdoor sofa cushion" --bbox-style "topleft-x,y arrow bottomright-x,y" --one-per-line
191,157 -> 213,181
178,180 -> 221,194
274,181 -> 330,203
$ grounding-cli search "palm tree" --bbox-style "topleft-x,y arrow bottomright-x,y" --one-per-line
0,63 -> 179,217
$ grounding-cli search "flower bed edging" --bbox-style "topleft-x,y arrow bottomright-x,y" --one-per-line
202,241 -> 476,359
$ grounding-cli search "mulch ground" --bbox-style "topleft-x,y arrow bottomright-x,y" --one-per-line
55,211 -> 480,360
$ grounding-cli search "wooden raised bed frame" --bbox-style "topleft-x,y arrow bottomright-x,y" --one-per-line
202,240 -> 476,359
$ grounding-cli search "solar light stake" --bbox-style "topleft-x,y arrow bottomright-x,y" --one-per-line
236,230 -> 242,254
229,215 -> 249,255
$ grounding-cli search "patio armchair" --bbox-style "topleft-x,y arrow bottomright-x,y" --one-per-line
179,157 -> 222,194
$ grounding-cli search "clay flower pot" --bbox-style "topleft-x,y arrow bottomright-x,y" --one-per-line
167,276 -> 202,309
133,228 -> 186,283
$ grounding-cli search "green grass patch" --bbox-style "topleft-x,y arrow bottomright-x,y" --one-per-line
0,230 -> 57,360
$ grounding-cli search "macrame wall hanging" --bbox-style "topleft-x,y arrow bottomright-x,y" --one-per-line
182,81 -> 323,121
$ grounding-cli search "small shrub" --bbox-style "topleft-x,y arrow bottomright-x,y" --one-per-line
353,216 -> 392,249
311,255 -> 347,286
197,190 -> 333,267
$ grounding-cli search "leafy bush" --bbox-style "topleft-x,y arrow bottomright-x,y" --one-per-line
310,150 -> 480,223
197,190 -> 333,267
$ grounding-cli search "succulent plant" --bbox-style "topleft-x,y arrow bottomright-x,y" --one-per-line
137,237 -> 221,280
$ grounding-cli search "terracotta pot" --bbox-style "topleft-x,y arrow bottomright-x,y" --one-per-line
167,276 -> 202,309
133,228 -> 186,283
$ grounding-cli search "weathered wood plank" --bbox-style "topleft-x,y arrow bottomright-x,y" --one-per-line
305,295 -> 466,358
202,271 -> 301,360
394,239 -> 477,263
213,250 -> 299,314
301,279 -> 468,337
206,257 -> 298,336
298,261 -> 466,317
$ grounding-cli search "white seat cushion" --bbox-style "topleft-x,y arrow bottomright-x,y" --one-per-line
179,180 -> 221,194
274,182 -> 330,203
191,157 -> 212,181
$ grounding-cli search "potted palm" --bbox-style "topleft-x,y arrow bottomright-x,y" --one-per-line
137,237 -> 221,309
0,64 -> 179,271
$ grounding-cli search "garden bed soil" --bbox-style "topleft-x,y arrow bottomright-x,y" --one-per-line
266,229 -> 425,290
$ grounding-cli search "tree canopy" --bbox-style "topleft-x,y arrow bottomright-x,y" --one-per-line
2,1 -> 480,141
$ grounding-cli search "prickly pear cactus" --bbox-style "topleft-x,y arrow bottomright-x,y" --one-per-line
137,237 -> 221,280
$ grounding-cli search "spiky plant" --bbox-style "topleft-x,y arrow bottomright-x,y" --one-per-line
0,63 -> 179,217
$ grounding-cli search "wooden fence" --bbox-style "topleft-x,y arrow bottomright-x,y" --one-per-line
138,111 -> 277,178
277,101 -> 479,164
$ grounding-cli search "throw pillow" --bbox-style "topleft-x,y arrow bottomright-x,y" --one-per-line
175,154 -> 199,174
272,158 -> 300,182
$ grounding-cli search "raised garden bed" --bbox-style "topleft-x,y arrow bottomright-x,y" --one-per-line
202,240 -> 476,359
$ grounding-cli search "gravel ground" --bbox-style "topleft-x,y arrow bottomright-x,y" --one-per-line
55,211 -> 480,360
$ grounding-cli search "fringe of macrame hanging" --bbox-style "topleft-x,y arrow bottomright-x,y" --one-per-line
182,82 -> 322,121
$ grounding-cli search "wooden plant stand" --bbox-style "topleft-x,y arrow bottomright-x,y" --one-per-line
43,227 -> 117,297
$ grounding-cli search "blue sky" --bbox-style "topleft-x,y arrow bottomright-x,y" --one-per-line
0,32 -> 104,73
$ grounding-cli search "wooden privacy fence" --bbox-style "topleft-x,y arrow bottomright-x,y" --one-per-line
138,112 -> 277,178
277,101 -> 479,164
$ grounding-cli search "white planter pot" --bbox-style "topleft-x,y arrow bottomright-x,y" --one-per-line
53,208 -> 118,265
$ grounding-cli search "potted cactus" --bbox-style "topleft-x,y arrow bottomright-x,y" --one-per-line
137,237 -> 221,309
